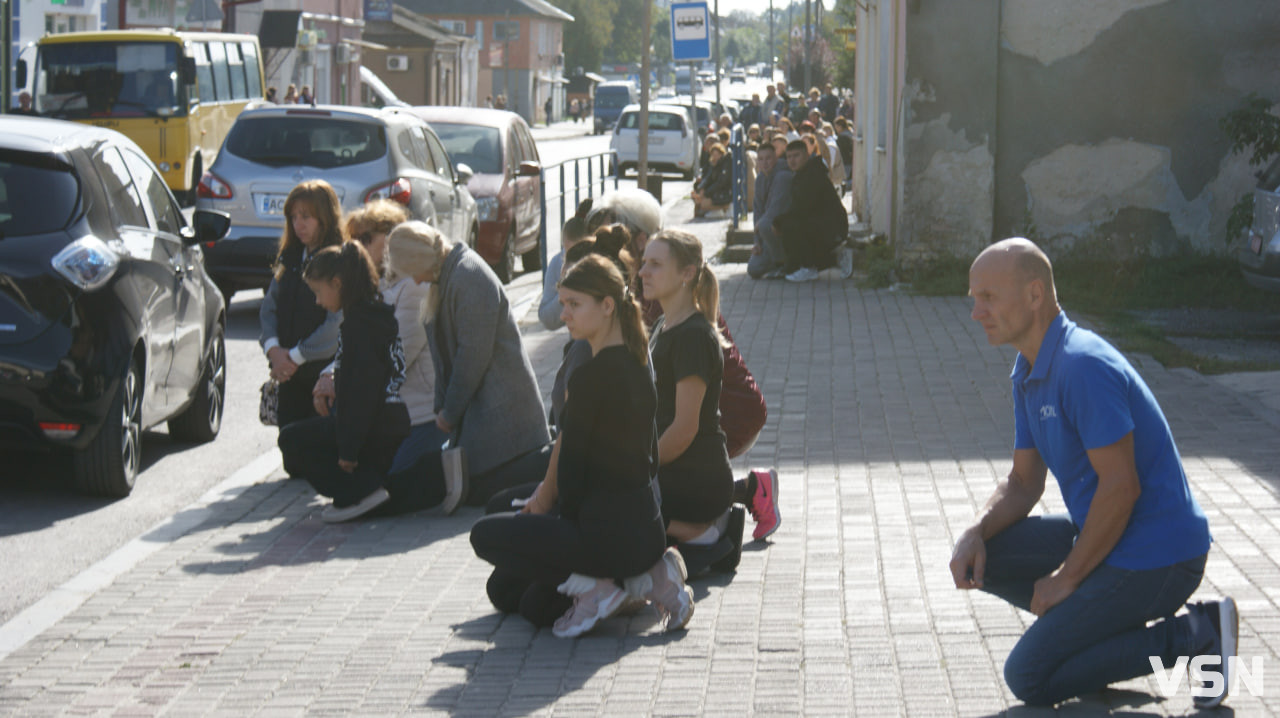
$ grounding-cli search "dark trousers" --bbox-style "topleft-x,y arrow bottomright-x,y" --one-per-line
467,443 -> 553,507
279,414 -> 406,507
781,229 -> 836,273
275,359 -> 329,429
981,515 -> 1207,706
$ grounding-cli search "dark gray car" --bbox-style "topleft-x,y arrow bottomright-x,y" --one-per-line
196,105 -> 477,300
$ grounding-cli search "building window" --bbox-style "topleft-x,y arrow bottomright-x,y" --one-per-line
439,20 -> 465,34
494,21 -> 519,43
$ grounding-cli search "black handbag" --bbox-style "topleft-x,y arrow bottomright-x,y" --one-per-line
259,379 -> 279,426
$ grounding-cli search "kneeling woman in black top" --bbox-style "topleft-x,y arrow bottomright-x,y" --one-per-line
278,243 -> 410,522
638,229 -> 736,546
470,255 -> 694,638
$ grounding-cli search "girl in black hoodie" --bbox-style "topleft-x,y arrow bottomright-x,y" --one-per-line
278,242 -> 410,523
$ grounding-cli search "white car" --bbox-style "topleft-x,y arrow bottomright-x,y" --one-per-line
609,104 -> 699,180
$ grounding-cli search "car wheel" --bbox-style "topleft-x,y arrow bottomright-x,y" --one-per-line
214,281 -> 235,309
73,358 -> 143,497
168,324 -> 226,443
682,167 -> 695,181
495,228 -> 516,284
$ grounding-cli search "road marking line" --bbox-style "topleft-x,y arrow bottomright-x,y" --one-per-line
0,450 -> 282,662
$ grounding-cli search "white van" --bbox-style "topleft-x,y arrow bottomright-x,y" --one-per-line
609,104 -> 699,180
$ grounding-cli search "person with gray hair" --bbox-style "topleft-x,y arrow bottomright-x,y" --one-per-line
386,221 -> 551,507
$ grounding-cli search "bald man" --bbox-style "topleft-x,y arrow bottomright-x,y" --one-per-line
950,238 -> 1233,708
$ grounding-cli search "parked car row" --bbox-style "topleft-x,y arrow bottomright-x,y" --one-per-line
196,103 -> 543,300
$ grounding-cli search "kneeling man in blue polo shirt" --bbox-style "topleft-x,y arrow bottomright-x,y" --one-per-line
949,237 -> 1236,708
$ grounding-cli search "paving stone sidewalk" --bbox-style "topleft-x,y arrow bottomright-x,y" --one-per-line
2,233 -> 1280,715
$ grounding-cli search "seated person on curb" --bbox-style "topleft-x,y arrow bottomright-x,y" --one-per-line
692,143 -> 732,219
539,198 -> 594,332
639,230 -> 780,575
747,141 -> 793,280
950,238 -> 1233,709
279,243 -> 409,522
773,139 -> 851,283
313,202 -> 467,515
385,222 -> 551,508
470,254 -> 693,638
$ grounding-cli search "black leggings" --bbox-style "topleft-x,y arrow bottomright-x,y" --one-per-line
275,359 -> 329,429
279,414 -> 405,507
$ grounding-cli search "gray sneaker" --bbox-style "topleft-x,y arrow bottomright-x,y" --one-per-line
441,446 -> 469,515
322,487 -> 390,523
837,244 -> 854,279
785,267 -> 819,283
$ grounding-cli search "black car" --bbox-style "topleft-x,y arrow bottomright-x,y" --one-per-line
0,117 -> 231,497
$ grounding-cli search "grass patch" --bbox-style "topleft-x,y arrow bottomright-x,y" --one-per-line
856,245 -> 1280,373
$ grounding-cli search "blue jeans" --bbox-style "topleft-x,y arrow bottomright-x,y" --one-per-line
981,515 -> 1207,706
389,422 -> 450,474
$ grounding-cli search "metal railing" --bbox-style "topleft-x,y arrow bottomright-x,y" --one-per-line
538,150 -> 619,276
729,123 -> 747,229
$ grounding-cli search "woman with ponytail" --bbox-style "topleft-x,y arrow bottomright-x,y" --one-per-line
278,242 -> 410,522
471,254 -> 693,638
639,230 -> 781,572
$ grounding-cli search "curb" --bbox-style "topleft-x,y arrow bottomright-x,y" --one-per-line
0,451 -> 282,662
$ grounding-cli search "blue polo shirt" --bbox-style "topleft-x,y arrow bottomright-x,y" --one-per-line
1012,313 -> 1211,570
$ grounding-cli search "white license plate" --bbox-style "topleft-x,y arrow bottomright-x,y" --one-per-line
648,136 -> 665,146
1250,231 -> 1264,255
256,193 -> 289,216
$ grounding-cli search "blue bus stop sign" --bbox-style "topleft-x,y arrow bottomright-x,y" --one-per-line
671,2 -> 711,62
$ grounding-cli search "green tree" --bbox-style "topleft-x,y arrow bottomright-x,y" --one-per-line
551,0 -> 618,73
609,0 -> 647,64
652,5 -> 672,69
1220,92 -> 1280,243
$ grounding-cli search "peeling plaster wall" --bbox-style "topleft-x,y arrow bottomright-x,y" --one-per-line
900,0 -> 1280,260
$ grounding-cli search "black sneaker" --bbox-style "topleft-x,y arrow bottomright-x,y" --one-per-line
1192,597 -> 1238,709
709,505 -> 745,573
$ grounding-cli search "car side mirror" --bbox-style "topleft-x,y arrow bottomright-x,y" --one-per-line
517,161 -> 541,177
455,163 -> 473,184
191,209 -> 231,246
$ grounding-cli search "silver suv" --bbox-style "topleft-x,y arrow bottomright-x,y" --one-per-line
196,104 -> 477,300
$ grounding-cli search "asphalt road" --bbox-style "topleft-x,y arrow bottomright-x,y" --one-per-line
0,130 -> 690,627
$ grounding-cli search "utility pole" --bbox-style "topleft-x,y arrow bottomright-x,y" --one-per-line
712,0 -> 720,106
768,0 -> 774,81
1,0 -> 11,114
803,0 -> 811,94
638,0 -> 650,189
786,1 -> 792,88
503,10 -> 511,112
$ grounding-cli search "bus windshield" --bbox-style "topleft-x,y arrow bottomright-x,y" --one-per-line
35,42 -> 184,119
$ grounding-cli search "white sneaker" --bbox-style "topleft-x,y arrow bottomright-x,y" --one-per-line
321,487 -> 390,523
785,267 -> 819,283
552,575 -> 627,638
1192,596 -> 1238,709
625,547 -> 694,632
441,446 -> 469,515
837,244 -> 854,279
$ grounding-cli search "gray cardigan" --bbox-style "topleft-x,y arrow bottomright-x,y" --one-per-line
430,243 -> 550,475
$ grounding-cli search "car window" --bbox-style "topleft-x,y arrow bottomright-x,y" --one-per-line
430,123 -> 502,175
407,128 -> 431,170
192,42 -> 215,104
207,41 -> 231,102
516,124 -> 538,164
422,129 -> 455,182
398,129 -> 426,169
94,148 -> 148,228
620,111 -> 683,131
224,116 -> 388,168
0,150 -> 79,236
120,148 -> 183,235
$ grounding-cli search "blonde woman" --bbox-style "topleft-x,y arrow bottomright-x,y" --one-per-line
386,222 -> 550,506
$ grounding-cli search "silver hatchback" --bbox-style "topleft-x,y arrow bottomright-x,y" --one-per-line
196,104 -> 477,300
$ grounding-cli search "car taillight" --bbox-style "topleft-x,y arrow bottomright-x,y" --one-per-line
196,171 -> 232,199
39,422 -> 81,440
366,178 -> 412,205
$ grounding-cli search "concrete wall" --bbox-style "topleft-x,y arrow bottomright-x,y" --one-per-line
893,0 -> 1280,261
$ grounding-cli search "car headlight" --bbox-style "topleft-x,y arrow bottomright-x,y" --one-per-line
475,196 -> 499,222
52,237 -> 120,291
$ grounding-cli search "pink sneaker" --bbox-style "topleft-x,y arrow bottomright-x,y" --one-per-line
748,469 -> 781,541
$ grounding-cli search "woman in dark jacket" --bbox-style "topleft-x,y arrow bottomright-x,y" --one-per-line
692,143 -> 732,218
259,180 -> 344,428
278,242 -> 410,522
470,255 -> 693,638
